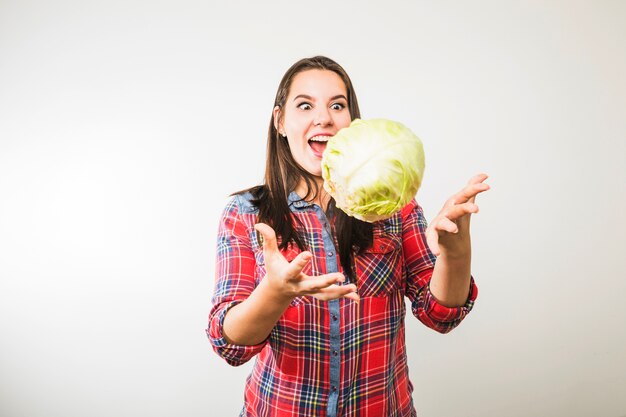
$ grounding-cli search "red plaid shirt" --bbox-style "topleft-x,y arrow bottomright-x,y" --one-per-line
207,192 -> 477,417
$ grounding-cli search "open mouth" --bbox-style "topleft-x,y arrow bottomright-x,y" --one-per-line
308,135 -> 330,157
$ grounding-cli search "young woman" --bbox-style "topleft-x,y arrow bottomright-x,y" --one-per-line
207,56 -> 489,417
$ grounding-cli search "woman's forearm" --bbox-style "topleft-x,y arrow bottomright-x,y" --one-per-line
429,249 -> 472,308
222,278 -> 293,345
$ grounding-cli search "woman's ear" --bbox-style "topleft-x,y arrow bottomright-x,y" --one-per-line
273,106 -> 283,135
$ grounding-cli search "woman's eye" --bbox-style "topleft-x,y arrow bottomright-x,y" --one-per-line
331,103 -> 345,110
297,102 -> 312,110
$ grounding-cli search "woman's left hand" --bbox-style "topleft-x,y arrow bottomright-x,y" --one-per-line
426,173 -> 490,257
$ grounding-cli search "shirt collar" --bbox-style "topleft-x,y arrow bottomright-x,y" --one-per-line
287,191 -> 313,209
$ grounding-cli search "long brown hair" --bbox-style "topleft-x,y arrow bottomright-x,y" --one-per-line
240,56 -> 373,282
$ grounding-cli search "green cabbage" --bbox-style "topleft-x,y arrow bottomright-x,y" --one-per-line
321,118 -> 425,222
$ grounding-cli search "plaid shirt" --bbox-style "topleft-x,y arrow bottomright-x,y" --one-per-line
207,191 -> 477,417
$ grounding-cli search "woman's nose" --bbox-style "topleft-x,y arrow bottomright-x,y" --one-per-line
314,108 -> 332,126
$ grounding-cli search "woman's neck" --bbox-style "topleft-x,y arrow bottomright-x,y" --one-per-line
295,178 -> 331,211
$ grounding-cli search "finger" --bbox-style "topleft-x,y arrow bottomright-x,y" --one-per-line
284,251 -> 313,277
452,182 -> 490,205
343,291 -> 360,302
254,223 -> 280,255
313,283 -> 359,301
433,216 -> 459,234
300,272 -> 346,293
444,202 -> 479,221
441,175 -> 489,208
467,173 -> 489,186
426,227 -> 441,256
466,173 -> 490,203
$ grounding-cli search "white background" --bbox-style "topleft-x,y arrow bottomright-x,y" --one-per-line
1,1 -> 625,416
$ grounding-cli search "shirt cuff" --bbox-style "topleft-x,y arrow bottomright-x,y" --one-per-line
423,276 -> 478,323
207,300 -> 268,366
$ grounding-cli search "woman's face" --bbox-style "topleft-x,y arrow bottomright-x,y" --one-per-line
275,69 -> 352,177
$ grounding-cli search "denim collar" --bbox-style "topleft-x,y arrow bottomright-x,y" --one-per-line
287,191 -> 313,209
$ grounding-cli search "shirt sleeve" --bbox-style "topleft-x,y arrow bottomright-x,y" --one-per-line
206,196 -> 268,366
401,200 -> 478,334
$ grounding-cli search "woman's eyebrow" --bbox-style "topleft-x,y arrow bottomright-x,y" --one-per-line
292,94 -> 313,102
292,94 -> 348,102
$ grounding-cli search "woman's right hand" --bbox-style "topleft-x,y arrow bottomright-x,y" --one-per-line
254,223 -> 359,303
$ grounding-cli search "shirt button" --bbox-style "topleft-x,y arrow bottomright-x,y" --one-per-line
332,350 -> 338,356
331,385 -> 337,392
332,314 -> 338,321
327,251 -> 334,257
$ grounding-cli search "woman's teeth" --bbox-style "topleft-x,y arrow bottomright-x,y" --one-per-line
309,135 -> 330,142
308,136 -> 329,156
